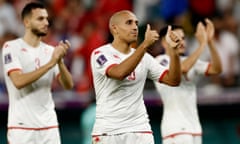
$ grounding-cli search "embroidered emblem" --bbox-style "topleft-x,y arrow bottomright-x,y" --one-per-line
160,59 -> 168,66
4,53 -> 12,64
96,55 -> 107,65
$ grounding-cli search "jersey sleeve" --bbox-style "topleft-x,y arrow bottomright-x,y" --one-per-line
146,54 -> 169,82
2,42 -> 22,76
91,49 -> 119,76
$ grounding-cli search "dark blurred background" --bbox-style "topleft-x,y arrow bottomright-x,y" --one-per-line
1,0 -> 240,143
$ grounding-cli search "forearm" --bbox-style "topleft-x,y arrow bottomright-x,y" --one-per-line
58,60 -> 74,89
108,41 -> 149,80
181,43 -> 206,73
10,61 -> 56,89
165,49 -> 181,86
208,40 -> 222,74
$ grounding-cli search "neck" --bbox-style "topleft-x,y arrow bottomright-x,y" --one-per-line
23,31 -> 41,47
112,39 -> 131,54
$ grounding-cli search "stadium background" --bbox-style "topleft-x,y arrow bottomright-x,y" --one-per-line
1,0 -> 240,143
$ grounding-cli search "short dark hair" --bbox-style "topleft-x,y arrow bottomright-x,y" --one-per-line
21,2 -> 45,20
159,25 -> 183,40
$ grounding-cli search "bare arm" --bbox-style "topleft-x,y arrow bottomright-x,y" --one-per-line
9,41 -> 67,89
9,60 -> 57,89
107,24 -> 159,80
160,26 -> 181,86
57,60 -> 74,89
56,40 -> 74,89
181,22 -> 207,73
205,18 -> 222,75
160,47 -> 181,86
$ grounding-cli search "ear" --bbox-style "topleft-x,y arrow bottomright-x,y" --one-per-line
111,24 -> 118,35
23,17 -> 30,28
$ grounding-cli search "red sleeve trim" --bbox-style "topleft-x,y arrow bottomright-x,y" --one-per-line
205,63 -> 211,76
7,68 -> 22,76
8,125 -> 59,131
105,64 -> 118,77
94,50 -> 101,55
158,70 -> 169,82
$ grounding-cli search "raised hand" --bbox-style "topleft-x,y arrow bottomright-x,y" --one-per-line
144,24 -> 159,47
165,26 -> 180,48
205,18 -> 215,42
195,22 -> 207,45
52,40 -> 71,63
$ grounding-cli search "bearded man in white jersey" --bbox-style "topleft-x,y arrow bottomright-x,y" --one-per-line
154,19 -> 222,144
90,10 -> 182,144
2,2 -> 73,144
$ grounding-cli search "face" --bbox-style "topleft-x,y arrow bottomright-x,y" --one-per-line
173,29 -> 185,55
114,12 -> 139,44
26,8 -> 49,37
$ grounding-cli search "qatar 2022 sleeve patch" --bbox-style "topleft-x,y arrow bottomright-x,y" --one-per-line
4,53 -> 12,64
160,59 -> 168,66
96,54 -> 107,65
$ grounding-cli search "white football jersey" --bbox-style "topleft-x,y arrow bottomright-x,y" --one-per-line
154,54 -> 210,138
91,44 -> 168,135
2,38 -> 59,128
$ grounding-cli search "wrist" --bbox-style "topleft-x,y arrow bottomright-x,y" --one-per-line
140,40 -> 150,51
48,59 -> 57,69
208,39 -> 214,45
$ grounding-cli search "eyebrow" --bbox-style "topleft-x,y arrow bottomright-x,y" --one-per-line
125,19 -> 138,24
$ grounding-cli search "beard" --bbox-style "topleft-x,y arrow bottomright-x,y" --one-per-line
31,28 -> 47,37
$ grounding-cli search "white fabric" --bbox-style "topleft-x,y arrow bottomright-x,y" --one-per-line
7,127 -> 61,144
163,134 -> 202,144
2,38 -> 59,128
154,54 -> 209,138
91,44 -> 168,135
0,3 -> 23,36
92,132 -> 154,144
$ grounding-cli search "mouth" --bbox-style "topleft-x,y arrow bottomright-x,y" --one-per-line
131,33 -> 138,37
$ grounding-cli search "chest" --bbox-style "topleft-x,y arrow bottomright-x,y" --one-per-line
18,47 -> 52,71
116,54 -> 148,82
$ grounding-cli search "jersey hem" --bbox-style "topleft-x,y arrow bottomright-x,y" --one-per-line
8,125 -> 59,131
163,132 -> 202,139
92,131 -> 153,137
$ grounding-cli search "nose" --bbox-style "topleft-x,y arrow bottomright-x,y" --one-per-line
44,18 -> 49,26
133,24 -> 138,31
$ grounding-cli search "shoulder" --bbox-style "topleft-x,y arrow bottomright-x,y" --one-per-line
2,38 -> 21,51
155,54 -> 168,61
91,43 -> 112,55
3,38 -> 20,46
155,54 -> 169,66
40,42 -> 55,50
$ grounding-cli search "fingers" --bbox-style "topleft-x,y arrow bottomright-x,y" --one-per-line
144,24 -> 159,46
204,18 -> 215,41
205,18 -> 212,25
165,25 -> 180,48
167,25 -> 172,34
59,40 -> 71,55
59,40 -> 71,49
146,24 -> 150,32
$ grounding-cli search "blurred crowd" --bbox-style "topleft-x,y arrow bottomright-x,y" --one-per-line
1,0 -> 240,99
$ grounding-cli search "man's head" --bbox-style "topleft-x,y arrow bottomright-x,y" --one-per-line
109,10 -> 138,44
21,2 -> 49,37
159,25 -> 185,55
